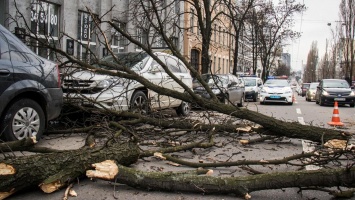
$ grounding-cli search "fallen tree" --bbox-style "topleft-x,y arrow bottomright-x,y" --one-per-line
1,0 -> 354,199
88,160 -> 355,199
0,141 -> 139,199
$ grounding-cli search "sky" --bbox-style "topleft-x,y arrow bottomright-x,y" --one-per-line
284,0 -> 341,71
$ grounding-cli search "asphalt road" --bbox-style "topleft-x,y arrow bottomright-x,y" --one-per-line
6,94 -> 355,200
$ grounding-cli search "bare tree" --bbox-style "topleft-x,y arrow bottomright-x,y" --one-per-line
303,41 -> 318,82
338,0 -> 355,84
1,1 -> 355,199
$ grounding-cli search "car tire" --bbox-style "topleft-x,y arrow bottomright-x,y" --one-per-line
319,97 -> 325,106
0,99 -> 45,141
237,95 -> 244,107
130,91 -> 149,114
223,94 -> 229,105
253,93 -> 257,102
176,101 -> 191,116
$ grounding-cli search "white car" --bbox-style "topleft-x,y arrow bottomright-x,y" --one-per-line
62,52 -> 192,116
260,78 -> 293,105
241,76 -> 263,102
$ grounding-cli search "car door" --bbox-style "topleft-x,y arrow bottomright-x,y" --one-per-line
0,29 -> 14,114
227,75 -> 243,103
145,55 -> 170,109
315,80 -> 323,102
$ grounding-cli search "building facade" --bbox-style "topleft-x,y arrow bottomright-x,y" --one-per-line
1,0 -> 253,76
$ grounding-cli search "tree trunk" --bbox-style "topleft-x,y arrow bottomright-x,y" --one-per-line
88,160 -> 355,198
0,142 -> 139,199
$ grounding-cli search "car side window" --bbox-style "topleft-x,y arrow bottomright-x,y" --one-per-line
7,40 -> 28,63
0,31 -> 10,60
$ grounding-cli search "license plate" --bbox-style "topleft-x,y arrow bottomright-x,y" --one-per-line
334,98 -> 345,101
270,95 -> 280,99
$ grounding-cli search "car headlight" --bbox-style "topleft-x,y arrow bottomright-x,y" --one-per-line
350,91 -> 355,96
95,79 -> 116,88
322,90 -> 329,96
260,88 -> 267,93
212,88 -> 221,94
285,90 -> 292,94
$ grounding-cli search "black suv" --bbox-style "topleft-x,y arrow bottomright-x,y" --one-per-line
0,24 -> 63,141
315,79 -> 355,107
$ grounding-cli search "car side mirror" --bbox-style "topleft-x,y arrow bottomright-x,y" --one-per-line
317,86 -> 321,89
351,86 -> 354,89
228,82 -> 237,87
150,64 -> 162,73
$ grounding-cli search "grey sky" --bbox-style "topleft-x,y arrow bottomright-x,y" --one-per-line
284,0 -> 341,71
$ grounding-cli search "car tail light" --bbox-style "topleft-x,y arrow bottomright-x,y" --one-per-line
56,64 -> 61,88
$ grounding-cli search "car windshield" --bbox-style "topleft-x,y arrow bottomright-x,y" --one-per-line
323,80 -> 349,88
97,52 -> 149,71
309,83 -> 318,89
264,79 -> 289,87
244,79 -> 256,86
200,74 -> 228,85
302,84 -> 310,89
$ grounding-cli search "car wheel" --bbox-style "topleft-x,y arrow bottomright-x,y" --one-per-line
319,97 -> 325,106
176,101 -> 191,116
237,95 -> 244,107
130,91 -> 149,114
0,99 -> 45,141
223,94 -> 230,105
253,93 -> 257,102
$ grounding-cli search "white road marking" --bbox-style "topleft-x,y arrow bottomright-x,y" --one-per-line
296,108 -> 302,115
297,112 -> 321,170
297,117 -> 305,125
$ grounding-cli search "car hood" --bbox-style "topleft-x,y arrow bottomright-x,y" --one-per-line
193,83 -> 226,90
323,88 -> 351,93
65,70 -> 121,81
263,86 -> 291,93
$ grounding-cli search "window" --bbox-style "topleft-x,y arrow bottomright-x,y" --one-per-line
30,0 -> 60,61
214,24 -> 216,42
190,49 -> 199,72
77,11 -> 98,62
218,26 -> 221,44
111,21 -> 127,53
136,28 -> 148,51
190,8 -> 194,33
222,29 -> 225,45
0,32 -> 10,60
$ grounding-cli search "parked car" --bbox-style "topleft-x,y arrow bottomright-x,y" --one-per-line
305,82 -> 319,101
241,75 -> 263,102
0,24 -> 63,141
62,52 -> 192,116
193,74 -> 244,107
315,79 -> 355,107
300,83 -> 310,97
260,77 -> 293,105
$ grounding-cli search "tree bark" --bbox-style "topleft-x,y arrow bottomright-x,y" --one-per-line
88,161 -> 355,198
0,142 -> 139,199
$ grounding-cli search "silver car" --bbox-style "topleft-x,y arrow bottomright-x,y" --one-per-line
305,82 -> 319,101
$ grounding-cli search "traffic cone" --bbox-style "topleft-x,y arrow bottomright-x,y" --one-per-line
327,101 -> 344,126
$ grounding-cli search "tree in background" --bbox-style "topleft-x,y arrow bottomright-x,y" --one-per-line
338,0 -> 355,84
304,41 -> 318,82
